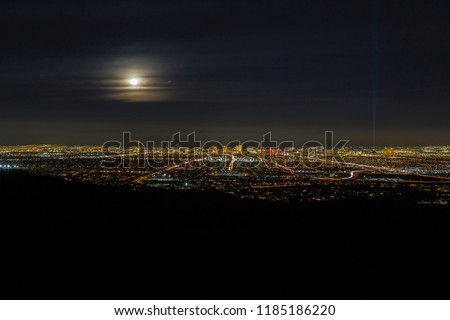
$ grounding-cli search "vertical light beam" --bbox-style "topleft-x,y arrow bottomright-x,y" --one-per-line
371,0 -> 381,147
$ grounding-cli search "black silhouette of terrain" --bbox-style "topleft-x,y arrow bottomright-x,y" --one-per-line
1,170 -> 449,299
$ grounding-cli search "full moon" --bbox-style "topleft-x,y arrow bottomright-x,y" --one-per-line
128,78 -> 139,86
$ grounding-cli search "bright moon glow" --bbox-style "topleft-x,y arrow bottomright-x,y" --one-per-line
129,78 -> 139,86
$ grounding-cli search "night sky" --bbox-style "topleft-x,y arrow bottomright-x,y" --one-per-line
1,0 -> 449,146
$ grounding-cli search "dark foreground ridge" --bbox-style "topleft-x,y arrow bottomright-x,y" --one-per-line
1,170 -> 449,299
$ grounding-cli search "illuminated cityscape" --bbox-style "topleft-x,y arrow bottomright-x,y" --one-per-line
1,144 -> 449,205
1,0 -> 450,301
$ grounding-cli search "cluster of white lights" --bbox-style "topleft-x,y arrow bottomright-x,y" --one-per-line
0,164 -> 19,169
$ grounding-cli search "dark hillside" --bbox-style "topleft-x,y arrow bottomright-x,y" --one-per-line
1,170 -> 449,299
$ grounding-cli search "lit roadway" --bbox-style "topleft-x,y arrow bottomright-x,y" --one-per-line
135,157 -> 206,185
228,156 -> 236,171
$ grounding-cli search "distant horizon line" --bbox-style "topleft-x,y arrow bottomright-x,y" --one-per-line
1,144 -> 449,148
